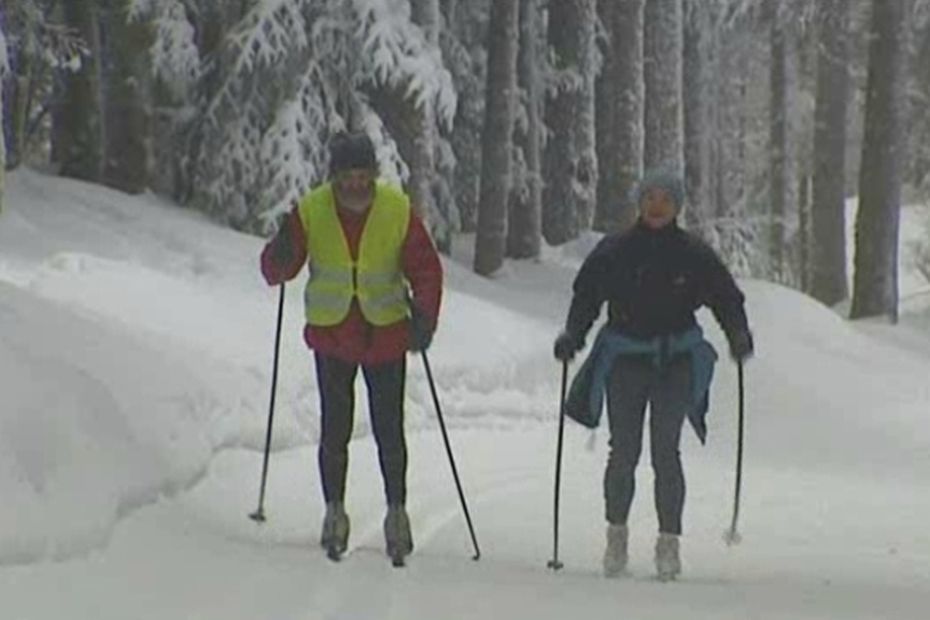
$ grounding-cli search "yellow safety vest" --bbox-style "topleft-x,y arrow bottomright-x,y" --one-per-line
298,181 -> 411,326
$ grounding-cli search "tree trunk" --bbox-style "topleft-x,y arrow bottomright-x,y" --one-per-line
811,0 -> 851,305
851,0 -> 909,321
1,53 -> 5,210
507,0 -> 543,259
6,46 -> 31,170
594,0 -> 643,233
798,174 -> 810,292
101,0 -> 153,193
643,0 -> 682,175
52,0 -> 104,182
682,0 -> 708,228
768,0 -> 793,282
542,0 -> 598,244
474,0 -> 519,275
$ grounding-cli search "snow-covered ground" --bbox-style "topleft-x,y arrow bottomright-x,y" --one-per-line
1,168 -> 928,619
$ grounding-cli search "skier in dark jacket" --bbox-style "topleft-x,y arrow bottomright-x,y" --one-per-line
553,168 -> 753,581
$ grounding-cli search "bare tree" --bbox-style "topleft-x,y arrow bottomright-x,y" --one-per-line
851,0 -> 909,321
507,0 -> 543,259
811,0 -> 851,305
474,0 -> 519,275
595,0 -> 644,233
643,0 -> 683,175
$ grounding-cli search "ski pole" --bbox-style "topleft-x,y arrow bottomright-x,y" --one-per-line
724,360 -> 745,545
250,282 -> 286,523
547,360 -> 569,570
419,349 -> 481,560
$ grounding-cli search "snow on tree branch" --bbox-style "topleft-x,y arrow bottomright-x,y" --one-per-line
136,0 -> 200,97
353,0 -> 457,127
228,1 -> 309,74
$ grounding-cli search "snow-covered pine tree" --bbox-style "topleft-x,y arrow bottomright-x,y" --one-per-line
441,0 -> 488,233
700,2 -> 770,279
543,0 -> 598,245
507,0 -> 543,259
128,0 -> 201,200
2,0 -> 87,172
139,0 -> 457,234
364,0 -> 458,247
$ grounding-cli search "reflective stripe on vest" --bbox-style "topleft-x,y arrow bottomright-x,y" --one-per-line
298,181 -> 411,326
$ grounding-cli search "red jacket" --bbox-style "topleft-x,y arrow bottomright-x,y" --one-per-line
260,201 -> 443,365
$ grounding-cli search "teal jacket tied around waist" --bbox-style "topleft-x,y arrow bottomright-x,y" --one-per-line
564,325 -> 718,444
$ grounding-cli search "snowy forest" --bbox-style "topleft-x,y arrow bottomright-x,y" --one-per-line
2,0 -> 930,321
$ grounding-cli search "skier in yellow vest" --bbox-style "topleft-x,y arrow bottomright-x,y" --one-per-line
261,132 -> 443,564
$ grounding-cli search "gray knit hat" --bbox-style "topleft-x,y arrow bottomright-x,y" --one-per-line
633,167 -> 686,213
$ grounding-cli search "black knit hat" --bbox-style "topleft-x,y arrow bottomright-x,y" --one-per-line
328,131 -> 378,176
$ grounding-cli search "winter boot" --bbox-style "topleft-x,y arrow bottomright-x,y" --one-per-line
383,504 -> 414,566
320,502 -> 350,560
602,523 -> 629,578
655,532 -> 681,581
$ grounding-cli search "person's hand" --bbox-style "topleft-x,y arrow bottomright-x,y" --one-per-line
553,330 -> 583,362
408,305 -> 434,352
728,329 -> 754,363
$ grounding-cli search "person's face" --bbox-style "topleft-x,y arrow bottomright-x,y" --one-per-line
639,187 -> 677,229
333,169 -> 375,212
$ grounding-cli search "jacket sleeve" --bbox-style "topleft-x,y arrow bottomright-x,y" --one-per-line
402,212 -> 443,327
260,207 -> 307,285
564,238 -> 611,341
695,241 -> 750,341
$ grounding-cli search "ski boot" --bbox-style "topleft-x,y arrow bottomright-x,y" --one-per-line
655,532 -> 681,582
603,523 -> 629,578
383,504 -> 414,567
320,502 -> 350,561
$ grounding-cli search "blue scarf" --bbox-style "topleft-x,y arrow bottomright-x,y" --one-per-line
564,324 -> 718,444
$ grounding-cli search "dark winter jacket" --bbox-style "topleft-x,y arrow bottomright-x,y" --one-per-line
564,220 -> 750,352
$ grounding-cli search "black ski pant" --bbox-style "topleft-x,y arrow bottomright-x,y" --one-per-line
604,354 -> 690,535
314,353 -> 407,506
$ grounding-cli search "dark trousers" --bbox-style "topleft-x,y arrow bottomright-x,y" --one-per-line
604,355 -> 691,535
314,353 -> 407,506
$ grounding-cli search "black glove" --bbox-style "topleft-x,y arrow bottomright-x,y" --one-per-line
728,329 -> 754,363
553,330 -> 583,362
408,305 -> 434,352
268,223 -> 296,267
